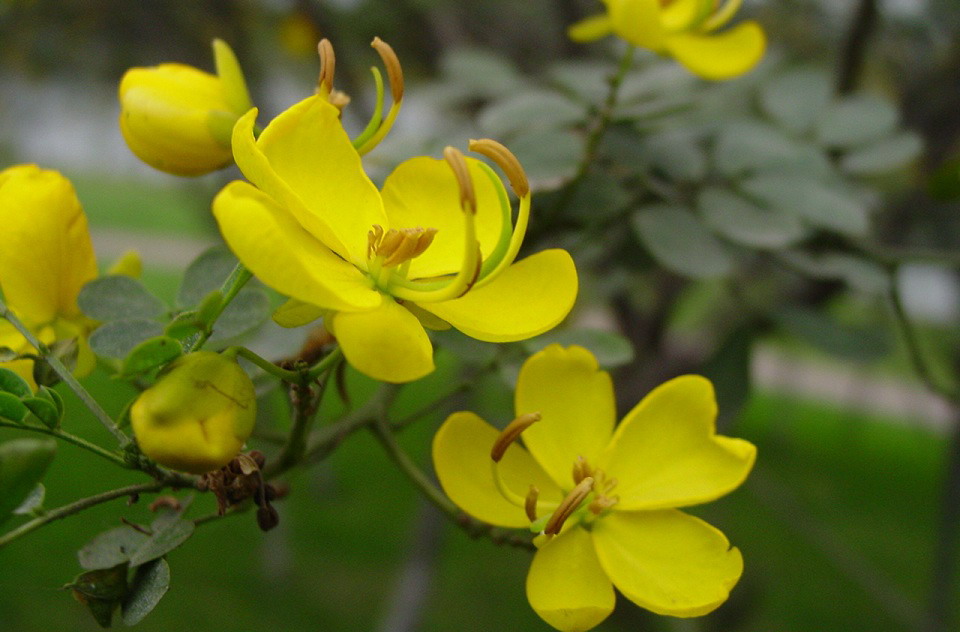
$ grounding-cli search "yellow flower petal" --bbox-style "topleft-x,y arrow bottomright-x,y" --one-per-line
605,0 -> 667,50
514,345 -> 616,489
416,249 -> 577,343
251,95 -> 387,264
592,509 -> 743,617
432,411 -> 561,528
381,156 -> 503,279
0,165 -> 96,324
526,527 -> 615,631
665,21 -> 765,80
118,64 -> 234,176
327,298 -> 434,383
660,0 -> 714,32
598,375 -> 755,510
568,14 -> 614,42
0,359 -> 36,391
213,180 -> 381,312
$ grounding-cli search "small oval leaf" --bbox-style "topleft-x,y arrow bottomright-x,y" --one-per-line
632,205 -> 735,279
121,558 -> 171,626
128,518 -> 195,567
0,367 -> 32,398
89,319 -> 165,360
121,337 -> 183,377
78,276 -> 166,322
78,526 -> 150,570
0,437 -> 56,524
23,396 -> 60,429
0,392 -> 28,422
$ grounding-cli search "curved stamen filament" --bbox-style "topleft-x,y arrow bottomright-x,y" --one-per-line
543,477 -> 594,536
351,67 -> 385,150
388,148 -> 481,303
701,0 -> 743,32
490,412 -> 541,462
355,37 -> 404,156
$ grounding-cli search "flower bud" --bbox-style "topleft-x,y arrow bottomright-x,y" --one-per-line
131,351 -> 256,474
118,39 -> 252,176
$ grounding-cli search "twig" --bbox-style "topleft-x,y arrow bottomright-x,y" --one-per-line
836,0 -> 879,94
182,262 -> 253,353
0,419 -> 129,469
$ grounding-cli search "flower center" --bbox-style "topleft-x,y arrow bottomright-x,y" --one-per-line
489,415 -> 619,538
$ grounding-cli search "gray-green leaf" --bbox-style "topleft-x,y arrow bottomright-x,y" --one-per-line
128,517 -> 195,567
78,526 -> 150,570
759,67 -> 833,135
815,95 -> 898,148
699,187 -> 806,249
78,276 -> 166,321
632,205 -> 735,279
89,319 -> 165,359
739,175 -> 869,237
841,132 -> 923,175
478,90 -> 583,139
0,437 -> 56,525
121,558 -> 171,626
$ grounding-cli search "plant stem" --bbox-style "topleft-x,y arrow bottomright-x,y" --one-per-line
0,300 -> 128,446
307,346 -> 343,380
836,0 -> 879,94
0,419 -> 129,469
228,346 -> 301,383
370,413 -> 534,551
0,481 -> 168,548
183,262 -> 253,353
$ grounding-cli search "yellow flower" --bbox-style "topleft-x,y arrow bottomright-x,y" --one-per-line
130,351 -> 256,474
433,345 -> 756,631
0,165 -> 98,389
212,95 -> 578,383
569,0 -> 766,80
118,39 -> 252,176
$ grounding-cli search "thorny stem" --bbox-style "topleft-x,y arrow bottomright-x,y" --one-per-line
183,262 -> 253,353
0,419 -> 129,469
0,299 -> 128,446
0,481 -> 171,548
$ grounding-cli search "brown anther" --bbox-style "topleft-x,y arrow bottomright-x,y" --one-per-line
490,412 -> 542,462
468,138 -> 529,197
383,231 -> 421,266
525,485 -> 540,522
410,228 -> 438,258
256,504 -> 280,531
328,90 -> 351,111
317,39 -> 336,95
378,228 -> 406,256
368,225 -> 385,258
603,478 -> 618,494
544,477 -> 594,535
572,456 -> 592,485
443,146 -> 477,214
371,37 -> 404,102
588,495 -> 618,515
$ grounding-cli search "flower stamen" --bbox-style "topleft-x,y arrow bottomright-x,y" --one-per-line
543,477 -> 594,536
316,39 -> 335,97
354,37 -> 405,155
525,485 -> 540,522
490,412 -> 541,462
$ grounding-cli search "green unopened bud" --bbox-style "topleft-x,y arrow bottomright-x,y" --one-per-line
130,351 -> 255,474
117,39 -> 252,176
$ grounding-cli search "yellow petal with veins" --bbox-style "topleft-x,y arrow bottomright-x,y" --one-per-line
432,411 -> 561,528
665,20 -> 765,80
514,344 -> 616,489
526,527 -> 615,631
0,165 -> 96,325
327,298 -> 434,383
416,249 -> 577,343
213,180 -> 381,312
598,375 -> 756,510
592,509 -> 743,617
272,298 -> 325,328
380,156 -> 503,280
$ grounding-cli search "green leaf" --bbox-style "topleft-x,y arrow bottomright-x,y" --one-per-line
841,132 -> 923,175
713,121 -> 830,178
699,187 -> 806,249
164,311 -> 205,340
127,517 -> 195,567
207,288 -> 271,344
67,564 -> 128,628
549,60 -> 611,104
37,385 -> 64,419
121,336 -> 183,377
89,319 -> 165,359
23,396 -> 60,429
776,307 -> 891,362
739,175 -> 869,237
78,526 -> 149,570
177,247 -> 239,308
440,48 -> 521,99
563,172 -> 631,223
0,392 -> 28,422
478,89 -> 584,139
779,250 -> 890,295
12,482 -> 45,516
0,366 -> 32,398
0,437 -> 56,525
632,205 -> 734,279
758,67 -> 833,135
641,130 -> 707,182
521,329 -> 635,368
507,129 -> 582,190
619,60 -> 699,104
815,95 -> 898,148
121,558 -> 171,626
78,276 -> 166,322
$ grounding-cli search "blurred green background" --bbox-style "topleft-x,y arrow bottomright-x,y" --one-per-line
2,1 -> 960,631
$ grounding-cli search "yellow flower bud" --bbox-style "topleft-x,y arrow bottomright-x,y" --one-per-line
131,351 -> 256,474
118,39 -> 252,176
